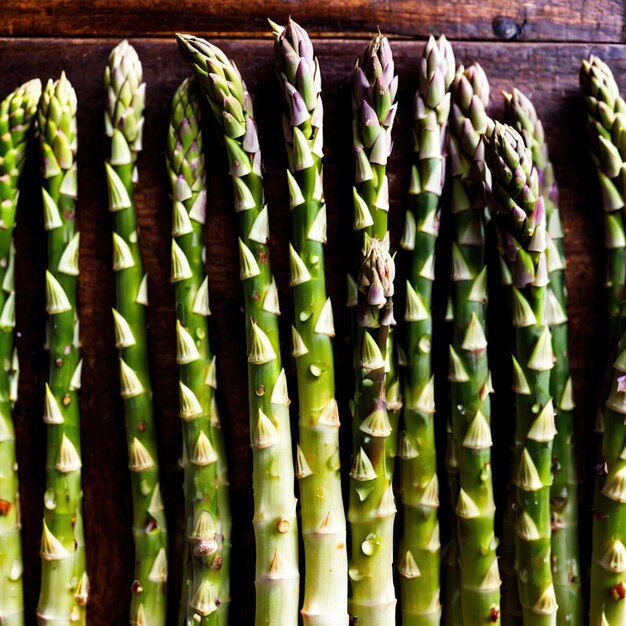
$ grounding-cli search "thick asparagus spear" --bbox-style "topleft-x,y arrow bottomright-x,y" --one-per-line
0,79 -> 40,626
103,40 -> 168,625
167,77 -> 231,626
270,18 -> 348,626
448,63 -> 501,624
580,55 -> 626,626
347,34 -> 397,626
504,88 -> 582,626
36,72 -> 89,626
486,122 -> 557,626
396,35 -> 454,626
176,34 -> 299,626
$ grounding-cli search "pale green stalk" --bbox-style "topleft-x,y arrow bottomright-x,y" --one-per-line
167,77 -> 230,626
177,34 -> 299,626
347,34 -> 398,626
270,18 -> 348,626
448,63 -> 501,624
504,88 -> 582,626
396,35 -> 454,626
36,72 -> 88,626
0,78 -> 40,626
104,40 -> 168,626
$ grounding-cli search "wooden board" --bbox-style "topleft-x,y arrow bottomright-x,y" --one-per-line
0,36 -> 620,624
2,0 -> 624,43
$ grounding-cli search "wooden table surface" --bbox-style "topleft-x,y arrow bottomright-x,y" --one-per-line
1,2 -> 623,624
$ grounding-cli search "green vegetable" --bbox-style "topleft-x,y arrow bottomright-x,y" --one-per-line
104,40 -> 168,625
396,35 -> 454,626
448,62 -> 501,624
486,122 -> 557,626
347,34 -> 397,626
270,18 -> 348,626
505,88 -> 582,626
36,72 -> 89,626
581,54 -> 626,626
177,34 -> 299,626
167,77 -> 231,626
0,78 -> 40,626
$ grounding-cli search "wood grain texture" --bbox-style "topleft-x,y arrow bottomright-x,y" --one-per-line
0,37 -> 618,624
2,0 -> 624,42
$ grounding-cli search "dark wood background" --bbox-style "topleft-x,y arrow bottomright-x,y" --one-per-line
2,2 -> 624,624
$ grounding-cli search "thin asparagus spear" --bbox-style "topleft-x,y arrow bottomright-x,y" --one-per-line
176,34 -> 299,626
448,63 -> 501,624
347,34 -> 397,626
270,18 -> 348,626
486,122 -> 557,626
504,88 -> 582,626
0,79 -> 40,626
36,72 -> 89,626
167,77 -> 230,626
396,35 -> 454,626
103,40 -> 168,625
580,55 -> 626,626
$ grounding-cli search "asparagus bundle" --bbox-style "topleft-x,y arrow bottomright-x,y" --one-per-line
0,79 -> 40,626
447,64 -> 501,624
347,34 -> 397,626
504,89 -> 582,626
177,34 -> 299,626
271,18 -> 348,626
396,35 -> 454,626
167,77 -> 231,625
103,41 -> 168,625
486,122 -> 557,626
580,55 -> 626,626
36,73 -> 88,626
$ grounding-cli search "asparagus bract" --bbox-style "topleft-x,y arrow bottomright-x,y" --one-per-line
347,34 -> 397,626
486,122 -> 557,626
271,18 -> 348,626
36,73 -> 88,626
397,36 -> 454,626
0,79 -> 40,626
504,89 -> 582,626
581,55 -> 626,626
448,63 -> 501,625
167,77 -> 230,626
104,41 -> 168,626
177,34 -> 299,626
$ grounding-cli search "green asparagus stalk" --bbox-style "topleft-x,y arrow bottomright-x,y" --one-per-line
486,122 -> 557,626
270,18 -> 348,626
36,72 -> 89,626
103,40 -> 168,625
0,79 -> 41,626
347,34 -> 397,626
167,77 -> 230,626
504,88 -> 582,626
396,35 -> 454,626
580,55 -> 626,626
447,63 -> 501,624
176,34 -> 299,626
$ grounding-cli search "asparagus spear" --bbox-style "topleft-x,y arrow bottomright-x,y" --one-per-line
270,18 -> 348,626
176,34 -> 299,626
167,77 -> 230,626
580,55 -> 626,626
346,34 -> 397,626
447,63 -> 501,624
36,72 -> 88,626
396,35 -> 454,626
0,79 -> 40,626
103,40 -> 168,625
486,122 -> 557,626
504,88 -> 582,626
